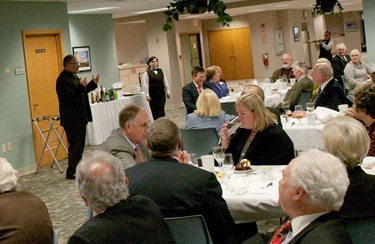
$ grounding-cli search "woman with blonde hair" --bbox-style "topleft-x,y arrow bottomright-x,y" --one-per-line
323,116 -> 375,219
220,93 -> 294,165
185,89 -> 234,133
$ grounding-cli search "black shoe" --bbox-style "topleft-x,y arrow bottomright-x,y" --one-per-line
66,173 -> 76,180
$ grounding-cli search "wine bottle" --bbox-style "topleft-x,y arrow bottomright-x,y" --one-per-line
100,85 -> 106,102
90,92 -> 95,104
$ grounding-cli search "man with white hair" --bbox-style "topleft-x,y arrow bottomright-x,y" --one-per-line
271,53 -> 295,83
68,150 -> 175,243
245,149 -> 352,243
0,157 -> 53,242
331,43 -> 350,80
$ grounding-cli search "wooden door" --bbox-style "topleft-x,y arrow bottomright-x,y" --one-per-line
208,27 -> 254,80
22,30 -> 67,168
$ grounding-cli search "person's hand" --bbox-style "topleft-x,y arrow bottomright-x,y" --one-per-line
178,150 -> 190,164
220,122 -> 233,149
146,96 -> 151,101
167,94 -> 170,99
92,74 -> 100,84
79,77 -> 88,87
366,74 -> 372,81
345,107 -> 355,118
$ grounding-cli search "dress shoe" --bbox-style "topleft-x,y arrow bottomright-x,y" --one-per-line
66,173 -> 76,180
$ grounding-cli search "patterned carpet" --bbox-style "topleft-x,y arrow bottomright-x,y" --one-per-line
17,106 -> 278,243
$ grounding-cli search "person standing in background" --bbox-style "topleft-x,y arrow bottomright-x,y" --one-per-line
56,54 -> 100,179
318,31 -> 333,61
143,56 -> 170,120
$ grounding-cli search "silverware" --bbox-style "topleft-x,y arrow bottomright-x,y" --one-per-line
261,182 -> 273,189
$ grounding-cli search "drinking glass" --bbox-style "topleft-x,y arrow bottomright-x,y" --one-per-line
189,153 -> 198,167
212,146 -> 225,170
306,102 -> 314,113
281,101 -> 290,122
223,153 -> 234,179
294,105 -> 304,125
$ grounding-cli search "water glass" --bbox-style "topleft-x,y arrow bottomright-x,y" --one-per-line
306,102 -> 314,112
212,146 -> 225,169
223,153 -> 234,179
190,153 -> 198,167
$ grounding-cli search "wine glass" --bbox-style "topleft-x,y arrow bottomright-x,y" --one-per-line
294,105 -> 304,125
189,153 -> 198,167
281,101 -> 290,122
212,146 -> 225,170
223,153 -> 234,179
306,102 -> 315,113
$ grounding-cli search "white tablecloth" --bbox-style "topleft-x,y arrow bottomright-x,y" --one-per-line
219,92 -> 284,108
221,165 -> 286,223
282,117 -> 325,151
85,93 -> 153,145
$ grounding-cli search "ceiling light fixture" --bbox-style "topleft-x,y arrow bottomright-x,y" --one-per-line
68,7 -> 119,14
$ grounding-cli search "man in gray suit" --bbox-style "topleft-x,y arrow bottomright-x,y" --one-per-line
101,105 -> 150,169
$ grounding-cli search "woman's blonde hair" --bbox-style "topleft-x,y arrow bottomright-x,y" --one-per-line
205,66 -> 218,81
236,93 -> 277,131
194,89 -> 222,117
323,116 -> 370,169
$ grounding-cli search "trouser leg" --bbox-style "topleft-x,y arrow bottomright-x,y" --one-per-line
64,126 -> 86,177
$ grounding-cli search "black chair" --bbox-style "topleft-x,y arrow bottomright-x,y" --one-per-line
165,215 -> 213,244
179,128 -> 219,160
345,217 -> 375,244
297,91 -> 312,110
221,102 -> 237,116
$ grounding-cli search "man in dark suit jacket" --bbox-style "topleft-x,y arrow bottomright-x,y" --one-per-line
331,43 -> 350,78
245,149 -> 352,244
126,118 -> 245,243
101,105 -> 150,169
69,150 -> 175,243
182,66 -> 207,114
311,62 -> 351,111
56,54 -> 99,179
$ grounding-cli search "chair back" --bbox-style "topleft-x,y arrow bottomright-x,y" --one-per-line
345,217 -> 375,244
221,102 -> 237,116
53,230 -> 58,244
179,128 -> 219,159
297,91 -> 312,110
165,215 -> 213,244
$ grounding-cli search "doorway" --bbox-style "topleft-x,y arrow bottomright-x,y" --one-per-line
208,27 -> 254,81
22,30 -> 67,168
180,33 -> 203,84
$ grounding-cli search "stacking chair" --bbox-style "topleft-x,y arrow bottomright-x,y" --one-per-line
345,217 -> 375,244
179,128 -> 219,159
165,215 -> 213,244
221,102 -> 237,116
297,91 -> 312,110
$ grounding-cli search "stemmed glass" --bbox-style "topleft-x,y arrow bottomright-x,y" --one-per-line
212,146 -> 225,170
294,105 -> 304,125
306,102 -> 315,113
281,101 -> 290,122
223,153 -> 234,179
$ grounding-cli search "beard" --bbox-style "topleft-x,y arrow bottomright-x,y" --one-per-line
282,63 -> 291,69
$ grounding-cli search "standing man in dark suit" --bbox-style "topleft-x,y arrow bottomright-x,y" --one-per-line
126,118 -> 245,243
331,43 -> 350,79
56,54 -> 100,179
182,66 -> 207,114
69,150 -> 175,243
245,149 -> 352,244
311,62 -> 351,111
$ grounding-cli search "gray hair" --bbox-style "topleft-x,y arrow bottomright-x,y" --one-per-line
323,116 -> 370,169
290,149 -> 349,211
76,150 -> 129,212
336,43 -> 346,51
147,118 -> 180,157
119,105 -> 143,128
292,61 -> 308,75
0,157 -> 18,193
314,62 -> 333,79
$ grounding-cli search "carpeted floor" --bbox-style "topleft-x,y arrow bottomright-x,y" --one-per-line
17,106 -> 279,243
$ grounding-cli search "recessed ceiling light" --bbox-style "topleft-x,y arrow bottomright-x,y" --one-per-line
69,7 -> 119,14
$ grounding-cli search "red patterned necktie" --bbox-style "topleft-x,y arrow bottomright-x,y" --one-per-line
135,144 -> 144,163
270,221 -> 292,244
198,86 -> 202,94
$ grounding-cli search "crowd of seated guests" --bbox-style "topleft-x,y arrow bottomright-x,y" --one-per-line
185,89 -> 235,133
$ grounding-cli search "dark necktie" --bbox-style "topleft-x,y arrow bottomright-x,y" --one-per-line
313,87 -> 322,104
135,145 -> 144,163
271,221 -> 292,244
342,56 -> 347,62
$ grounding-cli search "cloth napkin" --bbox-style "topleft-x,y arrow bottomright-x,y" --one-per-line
226,176 -> 251,195
314,106 -> 340,123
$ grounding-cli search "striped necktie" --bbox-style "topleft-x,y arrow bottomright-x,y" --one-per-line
135,144 -> 144,163
313,87 -> 322,104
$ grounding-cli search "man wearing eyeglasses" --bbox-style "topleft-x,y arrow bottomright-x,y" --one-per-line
270,53 -> 295,83
56,55 -> 100,180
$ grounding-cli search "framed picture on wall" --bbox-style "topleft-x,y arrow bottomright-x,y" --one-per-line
72,46 -> 91,71
345,21 -> 358,32
293,26 -> 300,41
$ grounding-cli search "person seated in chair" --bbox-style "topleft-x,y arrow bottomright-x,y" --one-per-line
270,53 -> 295,83
204,66 -> 229,99
68,150 -> 175,243
0,157 -> 53,242
245,149 -> 352,244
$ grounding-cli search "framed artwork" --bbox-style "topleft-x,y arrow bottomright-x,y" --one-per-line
72,46 -> 91,71
345,21 -> 358,32
293,26 -> 300,42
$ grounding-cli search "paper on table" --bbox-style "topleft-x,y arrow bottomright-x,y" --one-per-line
226,176 -> 251,196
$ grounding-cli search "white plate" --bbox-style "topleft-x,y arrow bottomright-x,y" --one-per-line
234,169 -> 254,173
